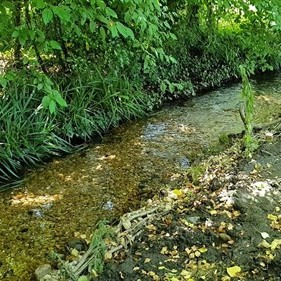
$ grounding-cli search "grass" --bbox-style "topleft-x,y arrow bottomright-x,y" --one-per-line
0,64 -> 151,187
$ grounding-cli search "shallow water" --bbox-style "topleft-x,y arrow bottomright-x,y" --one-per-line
0,73 -> 280,280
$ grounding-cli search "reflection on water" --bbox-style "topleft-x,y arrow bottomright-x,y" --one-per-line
0,74 -> 281,280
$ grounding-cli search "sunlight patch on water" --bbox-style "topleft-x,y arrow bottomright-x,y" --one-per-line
11,193 -> 62,207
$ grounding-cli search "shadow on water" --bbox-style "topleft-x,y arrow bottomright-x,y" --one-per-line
0,73 -> 280,280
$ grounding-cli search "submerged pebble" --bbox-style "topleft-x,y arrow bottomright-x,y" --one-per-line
102,201 -> 114,210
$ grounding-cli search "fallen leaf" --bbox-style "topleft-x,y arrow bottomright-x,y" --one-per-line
227,265 -> 241,277
71,248 -> 79,257
144,258 -> 151,263
173,189 -> 183,197
219,233 -> 231,241
160,246 -> 168,254
199,247 -> 208,253
180,270 -> 192,278
195,251 -> 201,257
259,240 -> 271,248
209,209 -> 217,215
270,239 -> 281,250
232,210 -> 241,218
104,251 -> 112,260
267,214 -> 278,221
260,232 -> 270,239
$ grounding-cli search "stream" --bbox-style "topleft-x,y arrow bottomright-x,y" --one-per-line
0,73 -> 280,280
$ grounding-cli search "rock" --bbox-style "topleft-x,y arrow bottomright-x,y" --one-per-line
102,200 -> 114,210
35,264 -> 52,281
28,208 -> 44,218
66,238 -> 87,252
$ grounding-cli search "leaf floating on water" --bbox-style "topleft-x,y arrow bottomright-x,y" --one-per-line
227,265 -> 241,277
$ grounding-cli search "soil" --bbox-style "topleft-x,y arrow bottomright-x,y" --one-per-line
94,132 -> 281,281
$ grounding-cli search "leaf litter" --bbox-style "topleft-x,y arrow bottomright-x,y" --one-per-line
39,131 -> 281,281
93,134 -> 281,281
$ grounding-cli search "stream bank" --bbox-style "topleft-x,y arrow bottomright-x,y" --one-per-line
0,73 -> 280,280
96,132 -> 281,281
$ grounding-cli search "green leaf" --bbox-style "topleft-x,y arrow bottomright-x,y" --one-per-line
96,0 -> 106,9
89,21 -> 96,33
12,30 -> 19,38
168,83 -> 175,93
170,33 -> 177,40
52,6 -> 70,22
42,95 -> 51,108
49,40 -> 61,50
53,90 -> 67,107
37,83 -> 43,90
109,25 -> 118,37
106,7 -> 117,18
99,27 -> 106,44
143,55 -> 150,73
0,77 -> 7,88
116,22 -> 134,39
42,8 -> 53,25
49,100 -> 56,114
160,82 -> 167,93
97,15 -> 109,24
32,0 -> 45,9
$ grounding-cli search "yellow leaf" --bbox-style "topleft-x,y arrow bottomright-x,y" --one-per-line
180,270 -> 192,278
195,251 -> 201,257
172,189 -> 183,196
258,240 -> 271,248
144,258 -> 151,263
104,251 -> 112,260
199,247 -> 208,253
71,248 -> 79,257
209,209 -> 217,215
227,265 -> 241,277
267,214 -> 278,221
271,239 -> 281,250
232,210 -> 241,217
160,246 -> 168,254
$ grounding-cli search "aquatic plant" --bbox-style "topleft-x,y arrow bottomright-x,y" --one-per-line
239,65 -> 258,157
61,221 -> 113,280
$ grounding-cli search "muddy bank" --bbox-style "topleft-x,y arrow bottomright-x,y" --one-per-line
97,135 -> 281,281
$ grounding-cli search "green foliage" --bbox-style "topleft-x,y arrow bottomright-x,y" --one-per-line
0,76 -> 72,186
187,164 -> 205,184
1,0 -> 281,184
61,221 -> 113,280
239,65 -> 258,158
